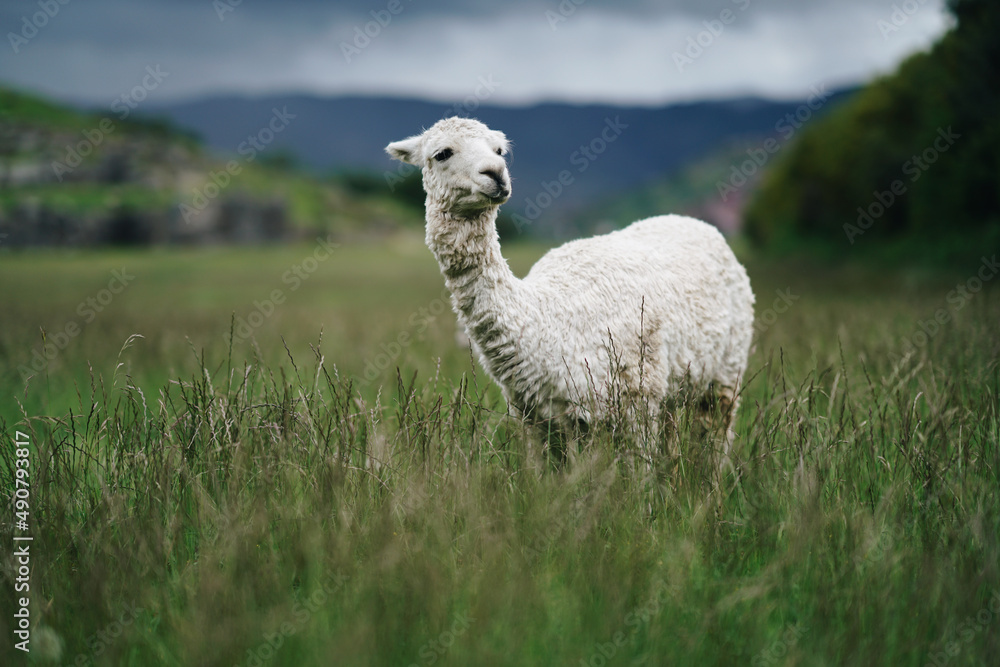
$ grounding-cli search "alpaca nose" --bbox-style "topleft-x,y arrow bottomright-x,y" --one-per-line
480,169 -> 509,195
481,169 -> 505,186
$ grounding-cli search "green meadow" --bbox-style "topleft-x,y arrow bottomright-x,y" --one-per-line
1,240 -> 998,666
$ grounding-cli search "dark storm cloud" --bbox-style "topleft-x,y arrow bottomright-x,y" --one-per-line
147,0 -> 893,20
1,0 -> 951,106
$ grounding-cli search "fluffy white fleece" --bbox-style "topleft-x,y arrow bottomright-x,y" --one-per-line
386,117 -> 755,436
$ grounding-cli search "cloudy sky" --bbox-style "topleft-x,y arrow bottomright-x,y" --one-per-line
2,0 -> 951,107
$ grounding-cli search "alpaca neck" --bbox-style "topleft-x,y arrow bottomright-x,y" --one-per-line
425,202 -> 535,404
425,202 -> 519,314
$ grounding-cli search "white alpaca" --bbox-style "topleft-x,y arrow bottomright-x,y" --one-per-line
386,117 -> 755,450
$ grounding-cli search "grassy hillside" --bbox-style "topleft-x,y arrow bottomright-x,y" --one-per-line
0,87 -> 422,243
1,242 -> 998,665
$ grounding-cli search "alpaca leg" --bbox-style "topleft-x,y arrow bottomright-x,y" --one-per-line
695,384 -> 738,467
536,417 -> 585,467
716,386 -> 738,454
687,384 -> 738,509
546,428 -> 568,465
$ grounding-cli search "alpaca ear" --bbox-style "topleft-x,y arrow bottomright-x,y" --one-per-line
385,136 -> 422,165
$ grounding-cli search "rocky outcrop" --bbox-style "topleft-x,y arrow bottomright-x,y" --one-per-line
0,196 -> 288,248
0,118 -> 290,247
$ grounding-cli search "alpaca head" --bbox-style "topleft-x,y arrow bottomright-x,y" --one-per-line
386,117 -> 511,217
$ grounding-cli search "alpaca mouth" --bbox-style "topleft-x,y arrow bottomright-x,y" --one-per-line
486,185 -> 511,203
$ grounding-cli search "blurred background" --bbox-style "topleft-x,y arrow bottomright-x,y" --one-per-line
2,0 -> 993,251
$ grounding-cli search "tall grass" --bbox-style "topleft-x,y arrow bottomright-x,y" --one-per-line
1,245 -> 998,666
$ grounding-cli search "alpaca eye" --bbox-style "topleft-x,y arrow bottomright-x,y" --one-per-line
495,148 -> 503,156
434,148 -> 453,162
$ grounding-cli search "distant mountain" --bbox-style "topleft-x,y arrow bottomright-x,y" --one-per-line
145,91 -> 855,227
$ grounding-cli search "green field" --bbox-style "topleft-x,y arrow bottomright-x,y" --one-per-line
1,240 -> 999,666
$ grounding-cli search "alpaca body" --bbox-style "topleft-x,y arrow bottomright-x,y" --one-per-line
386,117 -> 755,437
428,208 -> 753,427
